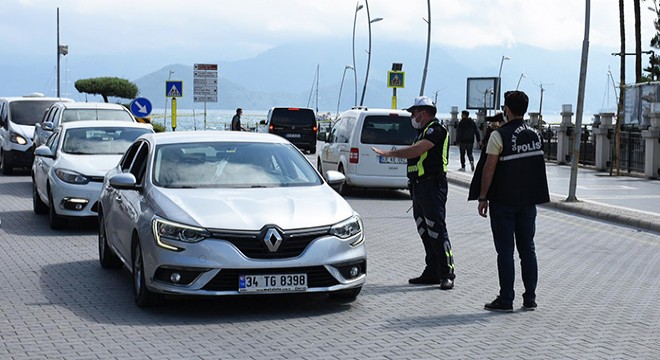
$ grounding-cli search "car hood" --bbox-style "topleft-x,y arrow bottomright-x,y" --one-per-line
14,124 -> 35,139
56,153 -> 123,176
148,186 -> 355,230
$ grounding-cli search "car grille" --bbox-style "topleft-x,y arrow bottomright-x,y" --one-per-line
202,266 -> 339,291
209,226 -> 330,259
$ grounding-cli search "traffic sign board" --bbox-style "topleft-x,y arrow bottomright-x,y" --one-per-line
165,80 -> 183,97
130,97 -> 153,117
194,63 -> 218,103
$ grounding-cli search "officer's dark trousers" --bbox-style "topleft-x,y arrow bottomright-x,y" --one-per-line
411,177 -> 455,280
488,202 -> 538,305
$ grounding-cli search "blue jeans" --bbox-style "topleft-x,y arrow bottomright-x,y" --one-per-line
411,177 -> 455,280
488,202 -> 538,305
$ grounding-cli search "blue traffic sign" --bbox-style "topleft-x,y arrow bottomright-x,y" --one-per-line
130,97 -> 153,117
165,80 -> 183,97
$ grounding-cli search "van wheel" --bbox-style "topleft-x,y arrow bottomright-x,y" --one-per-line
309,147 -> 316,155
1,151 -> 12,175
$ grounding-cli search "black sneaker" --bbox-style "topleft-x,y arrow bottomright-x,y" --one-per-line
439,278 -> 454,290
408,276 -> 441,285
522,300 -> 537,311
484,297 -> 513,312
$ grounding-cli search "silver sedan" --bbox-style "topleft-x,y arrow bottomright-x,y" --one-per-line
98,131 -> 366,307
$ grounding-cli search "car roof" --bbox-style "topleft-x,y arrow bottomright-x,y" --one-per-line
141,131 -> 291,146
57,102 -> 129,110
341,107 -> 410,117
0,96 -> 73,103
59,120 -> 153,131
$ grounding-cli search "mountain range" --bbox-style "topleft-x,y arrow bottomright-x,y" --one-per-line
2,39 -> 626,119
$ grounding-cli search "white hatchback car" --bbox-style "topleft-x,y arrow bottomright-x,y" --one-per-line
32,121 -> 154,229
97,131 -> 366,307
317,107 -> 417,194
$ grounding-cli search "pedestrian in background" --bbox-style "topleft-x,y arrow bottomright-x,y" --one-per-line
372,96 -> 455,290
477,90 -> 549,312
231,108 -> 245,131
456,110 -> 480,171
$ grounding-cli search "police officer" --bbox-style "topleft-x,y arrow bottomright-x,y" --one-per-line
478,90 -> 549,312
372,96 -> 455,290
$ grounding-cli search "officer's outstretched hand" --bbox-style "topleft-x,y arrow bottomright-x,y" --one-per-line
478,200 -> 488,218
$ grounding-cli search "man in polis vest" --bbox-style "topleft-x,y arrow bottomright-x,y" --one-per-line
478,90 -> 549,312
372,96 -> 455,290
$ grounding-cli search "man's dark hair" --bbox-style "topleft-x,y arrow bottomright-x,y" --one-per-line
461,110 -> 469,116
504,91 -> 528,116
236,108 -> 243,113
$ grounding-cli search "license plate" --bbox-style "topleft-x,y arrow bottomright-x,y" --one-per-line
285,133 -> 301,138
238,273 -> 308,293
378,155 -> 406,164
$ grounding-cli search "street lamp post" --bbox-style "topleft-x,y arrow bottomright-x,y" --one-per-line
56,8 -> 68,98
163,70 -> 174,129
516,73 -> 526,90
336,65 -> 354,119
420,0 -> 431,96
352,2 -> 363,107
359,0 -> 382,106
496,55 -> 510,109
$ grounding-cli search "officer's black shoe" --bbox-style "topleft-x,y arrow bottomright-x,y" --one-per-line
408,276 -> 441,285
440,279 -> 454,290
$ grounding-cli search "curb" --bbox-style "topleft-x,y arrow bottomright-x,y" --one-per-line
446,171 -> 660,234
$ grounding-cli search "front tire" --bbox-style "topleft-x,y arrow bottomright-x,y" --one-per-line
133,241 -> 164,307
1,151 -> 12,175
98,210 -> 121,269
32,179 -> 48,214
48,188 -> 66,229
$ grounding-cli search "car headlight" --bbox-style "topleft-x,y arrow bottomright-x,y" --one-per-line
10,132 -> 28,145
55,169 -> 90,184
330,214 -> 364,246
152,218 -> 210,251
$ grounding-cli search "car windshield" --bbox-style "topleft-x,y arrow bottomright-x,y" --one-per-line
61,127 -> 151,155
153,142 -> 322,188
62,109 -> 133,122
9,100 -> 61,125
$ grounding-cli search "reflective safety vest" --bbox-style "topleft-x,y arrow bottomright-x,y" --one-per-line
407,119 -> 449,180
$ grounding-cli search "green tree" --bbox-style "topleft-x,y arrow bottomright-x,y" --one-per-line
645,0 -> 660,81
74,77 -> 138,103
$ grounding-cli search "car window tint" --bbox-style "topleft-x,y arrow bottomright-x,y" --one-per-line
130,142 -> 149,183
62,109 -> 133,122
360,114 -> 416,145
270,108 -> 316,127
153,142 -> 322,188
8,100 -> 60,125
46,130 -> 61,154
121,142 -> 142,172
61,127 -> 150,155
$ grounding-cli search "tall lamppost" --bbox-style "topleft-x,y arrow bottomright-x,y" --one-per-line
56,8 -> 68,98
496,55 -> 510,108
163,70 -> 174,128
516,73 -> 526,90
352,2 -> 363,107
359,0 -> 383,106
336,65 -> 354,119
420,0 -> 431,96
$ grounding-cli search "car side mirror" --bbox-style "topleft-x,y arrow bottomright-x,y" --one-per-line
41,122 -> 54,131
34,145 -> 55,158
108,173 -> 138,190
324,170 -> 345,192
259,120 -> 266,125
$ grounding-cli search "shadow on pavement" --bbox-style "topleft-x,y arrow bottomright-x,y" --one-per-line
38,260 -> 356,325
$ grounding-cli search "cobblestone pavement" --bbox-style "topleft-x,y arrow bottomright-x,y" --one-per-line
0,171 -> 659,359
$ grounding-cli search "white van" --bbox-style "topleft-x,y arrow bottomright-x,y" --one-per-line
0,94 -> 73,174
317,107 -> 416,194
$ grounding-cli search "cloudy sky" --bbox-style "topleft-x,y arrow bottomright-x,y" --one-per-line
4,0 -> 655,66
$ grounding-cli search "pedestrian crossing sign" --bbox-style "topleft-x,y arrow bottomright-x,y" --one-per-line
165,80 -> 183,97
387,71 -> 405,88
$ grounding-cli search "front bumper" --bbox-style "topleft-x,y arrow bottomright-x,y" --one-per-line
50,178 -> 103,218
139,229 -> 367,296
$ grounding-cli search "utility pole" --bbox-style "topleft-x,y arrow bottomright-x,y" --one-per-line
419,0 -> 431,96
567,0 -> 591,202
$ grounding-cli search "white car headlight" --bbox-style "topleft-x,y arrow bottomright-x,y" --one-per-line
10,132 -> 27,145
330,214 -> 364,246
55,169 -> 90,184
152,218 -> 210,250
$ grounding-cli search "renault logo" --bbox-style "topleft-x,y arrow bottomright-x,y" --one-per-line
263,228 -> 283,252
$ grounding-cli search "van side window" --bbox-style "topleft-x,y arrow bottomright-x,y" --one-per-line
0,102 -> 7,128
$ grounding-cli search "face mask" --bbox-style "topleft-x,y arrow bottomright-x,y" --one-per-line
411,113 -> 423,129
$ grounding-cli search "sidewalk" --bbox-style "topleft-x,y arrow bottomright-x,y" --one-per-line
447,147 -> 660,233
